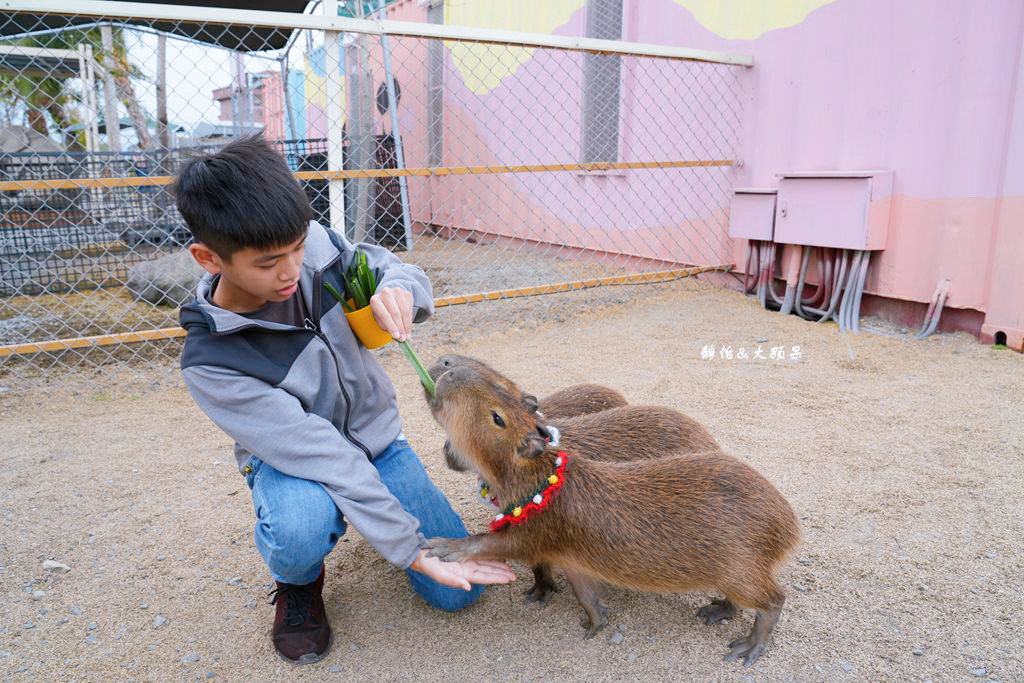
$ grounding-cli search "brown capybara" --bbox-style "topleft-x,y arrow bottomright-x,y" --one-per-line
422,363 -> 800,667
427,354 -> 721,605
432,354 -> 630,474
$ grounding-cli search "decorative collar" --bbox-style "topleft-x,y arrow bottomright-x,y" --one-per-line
489,452 -> 572,532
479,424 -> 561,507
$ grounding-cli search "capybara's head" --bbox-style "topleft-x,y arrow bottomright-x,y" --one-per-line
428,358 -> 550,482
427,354 -> 520,398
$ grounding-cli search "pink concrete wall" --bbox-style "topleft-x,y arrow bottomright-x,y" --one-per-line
364,1 -> 741,268
375,0 -> 1024,346
631,0 -> 1023,345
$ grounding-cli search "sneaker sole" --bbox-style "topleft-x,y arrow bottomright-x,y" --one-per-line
276,630 -> 333,666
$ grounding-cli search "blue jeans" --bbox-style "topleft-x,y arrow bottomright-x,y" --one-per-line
244,438 -> 484,612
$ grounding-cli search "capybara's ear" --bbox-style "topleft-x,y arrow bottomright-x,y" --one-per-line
517,433 -> 546,459
522,394 -> 539,414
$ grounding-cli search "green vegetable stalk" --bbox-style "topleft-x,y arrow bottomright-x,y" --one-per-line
323,253 -> 436,396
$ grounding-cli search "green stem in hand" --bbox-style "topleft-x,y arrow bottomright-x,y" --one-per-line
324,279 -> 435,396
399,340 -> 436,396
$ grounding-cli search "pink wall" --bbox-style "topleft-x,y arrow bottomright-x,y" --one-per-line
633,0 -> 1024,347
375,0 -> 1024,347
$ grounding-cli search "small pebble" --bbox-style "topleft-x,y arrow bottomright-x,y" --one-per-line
350,643 -> 359,651
32,590 -> 45,601
23,620 -> 35,630
37,608 -> 49,615
87,622 -> 97,630
148,645 -> 157,652
140,603 -> 148,610
157,555 -> 166,561
627,653 -> 637,664
984,550 -> 998,559
970,668 -> 988,677
839,660 -> 853,672
756,337 -> 768,343
43,560 -> 70,573
85,636 -> 97,645
227,577 -> 242,586
70,606 -> 83,616
152,615 -> 168,628
617,624 -> 626,633
608,632 -> 624,645
206,672 -> 217,679
798,556 -> 811,566
181,653 -> 200,664
57,618 -> 68,625
918,584 -> 929,592
330,665 -> 342,673
912,648 -> 923,656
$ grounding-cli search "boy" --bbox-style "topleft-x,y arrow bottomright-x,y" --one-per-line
174,135 -> 514,664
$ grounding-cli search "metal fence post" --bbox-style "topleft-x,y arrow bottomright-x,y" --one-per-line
377,0 -> 413,251
323,0 -> 347,234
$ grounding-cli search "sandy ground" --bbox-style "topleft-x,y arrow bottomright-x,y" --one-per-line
1,278 -> 1022,683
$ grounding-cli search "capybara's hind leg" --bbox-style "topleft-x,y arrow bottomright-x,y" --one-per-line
524,563 -> 558,607
697,597 -> 738,625
563,568 -> 608,639
724,588 -> 785,667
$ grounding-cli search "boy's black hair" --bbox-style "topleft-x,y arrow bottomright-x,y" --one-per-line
173,133 -> 312,259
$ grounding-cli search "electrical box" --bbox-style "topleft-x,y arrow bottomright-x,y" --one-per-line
773,171 -> 893,250
728,188 -> 778,241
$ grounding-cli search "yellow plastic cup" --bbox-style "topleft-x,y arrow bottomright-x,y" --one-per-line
343,300 -> 393,349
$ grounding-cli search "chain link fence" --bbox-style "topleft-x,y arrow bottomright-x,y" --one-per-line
0,1 -> 748,385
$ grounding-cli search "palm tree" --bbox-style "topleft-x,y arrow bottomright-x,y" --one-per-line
98,24 -> 151,151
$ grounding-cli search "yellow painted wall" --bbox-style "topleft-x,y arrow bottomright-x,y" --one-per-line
444,0 -> 585,93
670,0 -> 836,40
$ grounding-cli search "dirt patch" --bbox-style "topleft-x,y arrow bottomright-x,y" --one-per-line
1,279 -> 1022,682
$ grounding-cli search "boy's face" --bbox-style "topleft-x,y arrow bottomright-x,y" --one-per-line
189,234 -> 306,312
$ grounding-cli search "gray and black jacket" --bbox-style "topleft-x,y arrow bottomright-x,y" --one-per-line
179,220 -> 434,568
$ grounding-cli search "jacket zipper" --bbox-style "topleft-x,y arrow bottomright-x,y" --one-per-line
306,262 -> 374,460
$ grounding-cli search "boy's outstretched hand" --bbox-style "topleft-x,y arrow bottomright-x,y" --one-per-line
371,287 -> 413,342
411,549 -> 517,591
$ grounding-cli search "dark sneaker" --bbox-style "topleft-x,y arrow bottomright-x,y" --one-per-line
267,567 -> 331,664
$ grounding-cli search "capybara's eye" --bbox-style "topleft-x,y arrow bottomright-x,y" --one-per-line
491,411 -> 506,428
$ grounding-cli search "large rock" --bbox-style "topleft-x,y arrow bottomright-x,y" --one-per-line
127,249 -> 205,307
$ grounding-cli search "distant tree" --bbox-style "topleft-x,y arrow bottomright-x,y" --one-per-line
0,24 -> 151,151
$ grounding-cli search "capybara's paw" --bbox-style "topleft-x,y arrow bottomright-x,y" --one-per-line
725,635 -> 768,668
523,580 -> 557,607
422,537 -> 467,563
697,598 -> 738,625
580,602 -> 609,639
